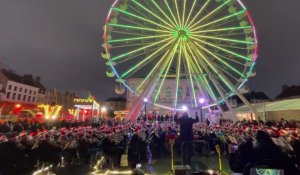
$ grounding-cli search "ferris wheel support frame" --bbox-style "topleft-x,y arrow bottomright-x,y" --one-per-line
127,41 -> 180,120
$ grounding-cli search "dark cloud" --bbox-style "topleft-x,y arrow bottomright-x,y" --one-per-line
0,0 -> 299,100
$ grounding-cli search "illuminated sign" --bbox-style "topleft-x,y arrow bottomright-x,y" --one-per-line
114,111 -> 129,115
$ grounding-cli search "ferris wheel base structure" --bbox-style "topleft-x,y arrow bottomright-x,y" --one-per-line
102,0 -> 259,120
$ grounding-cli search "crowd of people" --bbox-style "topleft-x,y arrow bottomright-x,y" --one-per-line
0,114 -> 299,174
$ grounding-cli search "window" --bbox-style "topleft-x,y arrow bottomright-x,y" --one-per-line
19,88 -> 22,92
28,96 -> 31,101
6,92 -> 11,99
32,97 -> 35,102
8,85 -> 12,90
34,91 -> 36,95
12,93 -> 16,99
25,89 -> 27,93
18,94 -> 21,100
29,90 -> 32,94
23,95 -> 27,101
14,86 -> 17,91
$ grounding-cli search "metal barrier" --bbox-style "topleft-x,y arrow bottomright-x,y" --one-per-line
181,140 -> 210,165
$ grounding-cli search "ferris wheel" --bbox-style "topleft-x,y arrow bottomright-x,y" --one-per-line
102,0 -> 258,119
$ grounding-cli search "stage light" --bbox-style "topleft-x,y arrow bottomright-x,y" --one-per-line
199,98 -> 205,104
143,98 -> 148,102
182,105 -> 188,111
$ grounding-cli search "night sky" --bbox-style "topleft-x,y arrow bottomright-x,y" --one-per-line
0,0 -> 299,100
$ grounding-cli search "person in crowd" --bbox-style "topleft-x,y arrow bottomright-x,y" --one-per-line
228,139 -> 255,173
253,130 -> 299,175
175,112 -> 199,164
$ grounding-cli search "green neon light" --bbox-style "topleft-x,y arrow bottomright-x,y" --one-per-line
191,10 -> 246,31
174,44 -> 182,108
136,50 -> 171,92
185,0 -> 197,27
109,23 -> 170,33
151,0 -> 177,28
183,45 -> 198,107
154,43 -> 179,102
120,39 -> 175,79
174,0 -> 182,28
113,7 -> 173,31
191,43 -> 234,92
190,36 -> 251,61
164,0 -> 180,27
182,0 -> 187,28
188,0 -> 232,29
111,37 -> 173,61
192,34 -> 254,45
190,26 -> 252,34
186,44 -> 219,99
186,0 -> 210,29
131,0 -> 174,29
108,34 -> 172,43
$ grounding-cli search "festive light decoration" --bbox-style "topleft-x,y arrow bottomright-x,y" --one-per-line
103,0 -> 258,112
38,104 -> 62,120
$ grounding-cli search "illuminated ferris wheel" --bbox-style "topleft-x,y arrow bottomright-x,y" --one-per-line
102,0 -> 258,118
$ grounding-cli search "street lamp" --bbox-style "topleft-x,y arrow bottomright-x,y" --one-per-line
143,98 -> 148,122
199,98 -> 205,123
101,106 -> 107,118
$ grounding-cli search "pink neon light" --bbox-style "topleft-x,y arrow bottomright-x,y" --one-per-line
106,0 -> 120,23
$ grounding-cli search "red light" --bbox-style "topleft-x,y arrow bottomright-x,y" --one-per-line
84,110 -> 88,114
15,104 -> 21,108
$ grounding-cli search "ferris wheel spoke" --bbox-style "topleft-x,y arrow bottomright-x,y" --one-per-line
109,23 -> 170,34
185,44 -> 219,100
120,39 -> 175,79
113,7 -> 173,31
149,0 -> 177,28
184,0 -> 197,27
186,0 -> 210,29
111,42 -> 159,49
108,34 -> 172,44
111,30 -> 152,37
188,0 -> 232,29
194,46 -> 235,93
182,0 -> 187,28
190,36 -> 251,61
190,25 -> 251,34
206,43 -> 249,51
174,45 -> 182,108
163,1 -> 180,28
174,0 -> 182,28
131,0 -> 174,29
111,37 -> 173,61
190,10 -> 246,32
187,43 -> 231,107
115,46 -> 161,64
192,34 -> 254,45
203,49 -> 245,66
154,43 -> 180,103
183,45 -> 198,107
193,42 -> 246,78
136,50 -> 171,92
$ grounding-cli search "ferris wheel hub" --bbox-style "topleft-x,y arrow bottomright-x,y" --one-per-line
176,29 -> 190,42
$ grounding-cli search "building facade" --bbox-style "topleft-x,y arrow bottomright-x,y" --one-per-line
126,78 -> 203,115
0,69 -> 40,105
40,90 -> 76,110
